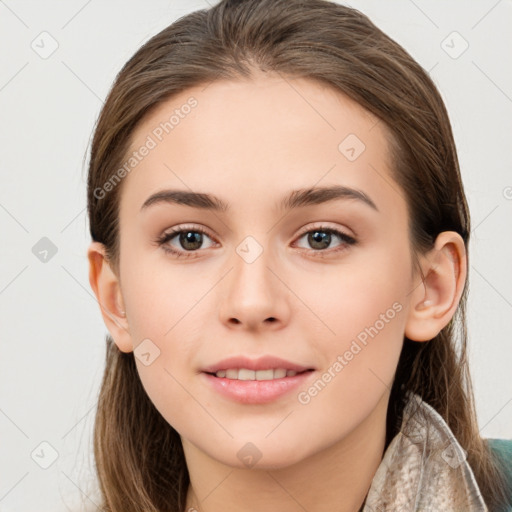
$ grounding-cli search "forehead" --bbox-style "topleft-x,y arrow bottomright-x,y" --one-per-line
119,72 -> 403,219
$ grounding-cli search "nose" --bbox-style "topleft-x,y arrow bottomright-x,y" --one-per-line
218,241 -> 291,332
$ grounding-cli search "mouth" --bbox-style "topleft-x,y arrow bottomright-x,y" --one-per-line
205,368 -> 314,380
201,355 -> 316,404
201,355 -> 315,378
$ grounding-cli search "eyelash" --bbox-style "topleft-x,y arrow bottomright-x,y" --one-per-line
156,224 -> 357,259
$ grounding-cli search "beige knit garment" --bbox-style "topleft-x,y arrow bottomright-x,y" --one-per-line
363,392 -> 488,512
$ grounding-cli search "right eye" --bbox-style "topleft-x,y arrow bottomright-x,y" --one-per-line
157,225 -> 218,258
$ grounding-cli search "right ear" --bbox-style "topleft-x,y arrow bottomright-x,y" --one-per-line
87,241 -> 133,353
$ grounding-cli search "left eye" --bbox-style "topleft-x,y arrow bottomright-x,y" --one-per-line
294,227 -> 356,252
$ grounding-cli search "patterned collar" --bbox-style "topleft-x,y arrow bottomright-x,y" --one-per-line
363,392 -> 487,511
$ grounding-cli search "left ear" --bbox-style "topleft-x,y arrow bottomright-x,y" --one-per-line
405,231 -> 467,342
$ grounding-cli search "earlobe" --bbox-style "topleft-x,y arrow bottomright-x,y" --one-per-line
87,241 -> 133,353
404,231 -> 467,342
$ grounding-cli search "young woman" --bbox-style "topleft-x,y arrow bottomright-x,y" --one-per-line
86,0 -> 512,510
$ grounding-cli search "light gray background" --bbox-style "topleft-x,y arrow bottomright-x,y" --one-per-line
0,1 -> 511,510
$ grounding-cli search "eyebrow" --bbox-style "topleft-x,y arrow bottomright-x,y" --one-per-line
140,185 -> 378,213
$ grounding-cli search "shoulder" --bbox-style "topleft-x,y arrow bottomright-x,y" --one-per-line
487,438 -> 512,510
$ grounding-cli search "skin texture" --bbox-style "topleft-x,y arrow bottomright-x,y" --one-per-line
88,71 -> 467,512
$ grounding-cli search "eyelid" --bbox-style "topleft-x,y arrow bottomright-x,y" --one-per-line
157,221 -> 357,257
294,221 -> 355,240
159,224 -> 218,245
158,222 -> 353,243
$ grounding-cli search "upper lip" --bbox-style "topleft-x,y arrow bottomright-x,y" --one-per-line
202,356 -> 314,374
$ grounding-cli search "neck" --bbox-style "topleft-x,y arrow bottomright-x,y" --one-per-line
183,392 -> 390,512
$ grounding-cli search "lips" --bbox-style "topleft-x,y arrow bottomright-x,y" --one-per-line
201,356 -> 315,404
201,355 -> 313,374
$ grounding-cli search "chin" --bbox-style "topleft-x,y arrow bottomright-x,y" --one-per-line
209,439 -> 312,471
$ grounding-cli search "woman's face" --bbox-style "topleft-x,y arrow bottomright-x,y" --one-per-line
115,72 -> 418,468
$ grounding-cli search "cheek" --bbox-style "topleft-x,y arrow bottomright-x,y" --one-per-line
302,248 -> 409,344
120,243 -> 209,340
119,249 -> 212,430
291,269 -> 406,455
134,357 -> 209,446
304,246 -> 409,394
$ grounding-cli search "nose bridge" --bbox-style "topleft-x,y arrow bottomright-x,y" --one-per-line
219,233 -> 289,329
231,233 -> 276,302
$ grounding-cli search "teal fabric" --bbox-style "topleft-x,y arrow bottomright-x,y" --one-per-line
487,438 -> 512,511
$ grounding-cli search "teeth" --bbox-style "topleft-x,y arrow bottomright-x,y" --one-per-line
214,368 -> 302,380
273,368 -> 287,379
256,369 -> 274,381
238,369 -> 255,381
226,369 -> 238,379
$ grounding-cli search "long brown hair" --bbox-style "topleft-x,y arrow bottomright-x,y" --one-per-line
86,0 -> 511,510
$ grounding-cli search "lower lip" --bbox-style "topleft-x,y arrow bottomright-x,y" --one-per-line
202,371 -> 314,404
